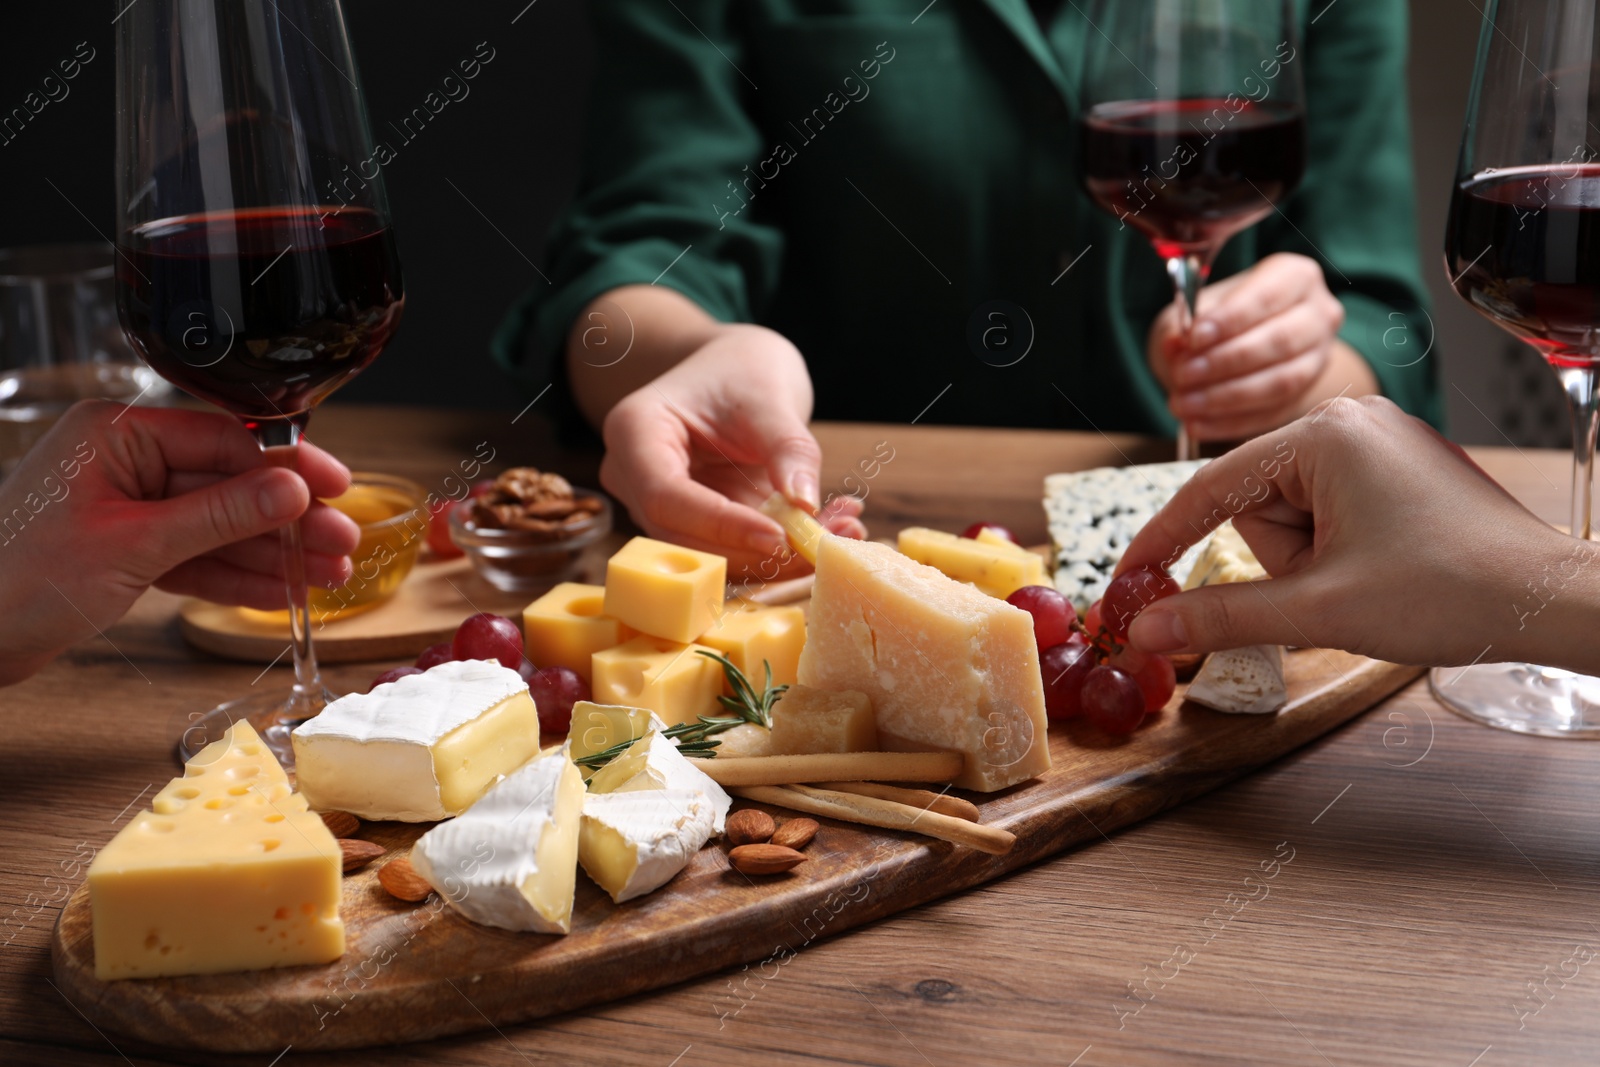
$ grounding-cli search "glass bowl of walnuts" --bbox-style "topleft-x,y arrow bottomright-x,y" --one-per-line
449,467 -> 612,592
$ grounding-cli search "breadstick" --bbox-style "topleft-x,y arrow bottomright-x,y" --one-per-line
812,781 -> 981,822
730,784 -> 1015,855
693,751 -> 962,787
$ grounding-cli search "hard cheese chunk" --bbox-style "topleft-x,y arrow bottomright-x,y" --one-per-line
292,660 -> 540,822
1186,645 -> 1287,714
603,536 -> 726,643
769,684 -> 877,754
698,601 -> 806,688
591,635 -> 723,725
88,722 -> 343,980
579,789 -> 715,902
797,536 -> 1050,791
523,582 -> 630,682
587,729 -> 732,834
412,749 -> 585,933
897,526 -> 1047,599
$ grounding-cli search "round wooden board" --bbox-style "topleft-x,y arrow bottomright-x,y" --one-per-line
179,555 -> 589,665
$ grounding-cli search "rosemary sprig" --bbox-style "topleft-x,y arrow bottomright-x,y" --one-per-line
573,655 -> 787,772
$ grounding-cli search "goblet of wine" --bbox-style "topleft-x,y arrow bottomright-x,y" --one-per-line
1431,0 -> 1600,737
115,0 -> 404,763
1078,0 -> 1305,459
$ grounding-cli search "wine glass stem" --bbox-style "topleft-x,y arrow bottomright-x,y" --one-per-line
1166,252 -> 1209,462
1560,364 -> 1600,541
249,418 -> 324,723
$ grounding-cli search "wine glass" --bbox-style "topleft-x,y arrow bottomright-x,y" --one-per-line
1078,0 -> 1305,459
1430,0 -> 1600,737
115,0 -> 404,763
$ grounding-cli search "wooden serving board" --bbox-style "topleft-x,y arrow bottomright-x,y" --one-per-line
51,648 -> 1422,1053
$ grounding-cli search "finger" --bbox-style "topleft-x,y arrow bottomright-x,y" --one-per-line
300,501 -> 362,557
1173,348 -> 1328,425
732,404 -> 823,512
128,467 -> 312,574
1116,428 -> 1304,577
825,514 -> 868,540
205,536 -> 354,587
153,558 -> 304,611
1171,299 -> 1339,392
819,494 -> 865,522
1126,575 -> 1314,654
292,441 -> 353,500
1189,254 -> 1323,350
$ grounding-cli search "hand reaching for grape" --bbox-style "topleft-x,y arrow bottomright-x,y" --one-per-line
1113,396 -> 1599,671
0,401 -> 359,686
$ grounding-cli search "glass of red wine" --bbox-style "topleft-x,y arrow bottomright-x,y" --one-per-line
1430,0 -> 1600,737
114,0 -> 404,763
1078,0 -> 1305,459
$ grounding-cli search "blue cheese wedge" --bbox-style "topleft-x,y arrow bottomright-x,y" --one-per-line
1185,645 -> 1287,714
1183,522 -> 1266,589
1044,460 -> 1209,611
579,789 -> 715,902
411,749 -> 585,933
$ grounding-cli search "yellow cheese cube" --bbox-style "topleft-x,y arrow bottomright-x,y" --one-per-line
591,635 -> 724,725
522,582 -> 630,682
798,537 -> 1050,791
88,722 -> 343,980
896,526 -> 1047,599
697,601 -> 806,688
603,536 -> 726,643
769,684 -> 878,754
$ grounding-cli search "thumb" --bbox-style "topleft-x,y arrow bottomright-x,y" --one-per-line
745,406 -> 823,512
1127,578 -> 1313,655
139,467 -> 309,568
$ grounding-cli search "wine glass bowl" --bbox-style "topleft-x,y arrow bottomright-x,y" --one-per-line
115,0 -> 403,763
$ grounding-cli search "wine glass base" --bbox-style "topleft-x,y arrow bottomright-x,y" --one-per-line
176,687 -> 338,768
1429,663 -> 1600,739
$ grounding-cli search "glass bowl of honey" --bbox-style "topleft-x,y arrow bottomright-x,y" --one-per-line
309,472 -> 429,623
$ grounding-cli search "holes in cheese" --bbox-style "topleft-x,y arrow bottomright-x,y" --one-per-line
603,536 -> 726,643
521,581 -> 632,683
591,636 -> 724,726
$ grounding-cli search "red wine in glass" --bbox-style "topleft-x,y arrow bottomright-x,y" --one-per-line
1081,99 -> 1307,260
1445,164 -> 1600,368
117,206 -> 403,420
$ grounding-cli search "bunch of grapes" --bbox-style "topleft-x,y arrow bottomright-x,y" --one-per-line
1007,565 -> 1181,736
369,612 -> 589,735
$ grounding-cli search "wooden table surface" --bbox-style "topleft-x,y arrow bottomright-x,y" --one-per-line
3,406 -> 1595,1067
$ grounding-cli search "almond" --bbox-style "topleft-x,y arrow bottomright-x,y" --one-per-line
339,838 -> 385,873
377,854 -> 433,902
320,810 -> 361,838
729,843 -> 805,875
726,808 -> 776,846
770,818 -> 819,851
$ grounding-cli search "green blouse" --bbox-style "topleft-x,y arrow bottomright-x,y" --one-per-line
494,0 -> 1442,434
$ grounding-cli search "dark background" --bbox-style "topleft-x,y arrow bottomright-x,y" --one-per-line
0,2 -> 1560,442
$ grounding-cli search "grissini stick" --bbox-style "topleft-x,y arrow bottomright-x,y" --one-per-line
811,781 -> 981,822
730,784 -> 1015,855
693,751 -> 963,787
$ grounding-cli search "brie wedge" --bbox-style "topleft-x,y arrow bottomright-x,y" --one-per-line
411,749 -> 585,933
291,660 -> 541,822
567,702 -> 664,779
586,729 -> 733,834
1186,645 -> 1287,714
579,789 -> 715,902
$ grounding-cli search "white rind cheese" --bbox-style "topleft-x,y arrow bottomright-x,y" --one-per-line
1045,460 -> 1209,611
411,749 -> 585,933
291,660 -> 540,822
1185,645 -> 1287,714
579,789 -> 714,902
1183,522 -> 1266,589
586,730 -> 732,834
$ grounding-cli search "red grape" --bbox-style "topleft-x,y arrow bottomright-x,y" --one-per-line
1102,565 -> 1181,641
959,522 -> 1019,544
426,499 -> 465,559
370,666 -> 423,690
1109,647 -> 1177,712
415,641 -> 455,670
1039,636 -> 1096,721
452,613 -> 524,670
1081,665 -> 1147,735
1084,600 -> 1106,647
528,666 -> 588,735
1007,585 -> 1076,652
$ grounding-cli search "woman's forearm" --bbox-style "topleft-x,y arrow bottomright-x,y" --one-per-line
565,285 -> 729,430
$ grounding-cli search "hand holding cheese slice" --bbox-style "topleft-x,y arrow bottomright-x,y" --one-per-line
579,789 -> 715,902
411,749 -> 586,933
88,722 -> 344,980
292,660 -> 542,822
896,526 -> 1047,599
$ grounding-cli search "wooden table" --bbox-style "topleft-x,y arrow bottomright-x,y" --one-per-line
3,406 -> 1595,1066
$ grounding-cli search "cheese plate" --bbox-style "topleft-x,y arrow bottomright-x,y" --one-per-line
51,645 -> 1420,1052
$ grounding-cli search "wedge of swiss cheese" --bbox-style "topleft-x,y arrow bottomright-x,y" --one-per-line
797,536 -> 1049,791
